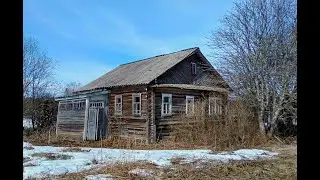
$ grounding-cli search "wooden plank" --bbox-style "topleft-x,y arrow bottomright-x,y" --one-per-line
56,101 -> 61,138
83,98 -> 89,141
145,88 -> 149,143
150,89 -> 156,143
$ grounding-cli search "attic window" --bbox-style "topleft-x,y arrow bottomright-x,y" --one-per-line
191,62 -> 197,75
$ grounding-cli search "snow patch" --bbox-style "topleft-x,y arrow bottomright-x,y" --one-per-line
85,174 -> 114,180
23,141 -> 278,179
23,142 -> 33,147
232,149 -> 278,159
128,168 -> 153,177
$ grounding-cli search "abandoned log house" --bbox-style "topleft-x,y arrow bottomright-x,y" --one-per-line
55,47 -> 231,143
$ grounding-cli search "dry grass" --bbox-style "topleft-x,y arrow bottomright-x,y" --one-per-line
23,157 -> 32,163
55,161 -> 159,180
61,147 -> 91,152
24,146 -> 35,150
23,101 -> 274,152
31,152 -> 73,160
166,100 -> 269,151
170,157 -> 186,165
24,130 -> 211,150
24,163 -> 38,167
163,153 -> 296,179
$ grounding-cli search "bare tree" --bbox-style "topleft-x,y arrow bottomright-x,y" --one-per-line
207,0 -> 297,136
63,81 -> 82,96
23,35 -> 57,129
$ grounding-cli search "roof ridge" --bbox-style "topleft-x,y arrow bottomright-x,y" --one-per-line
120,47 -> 199,66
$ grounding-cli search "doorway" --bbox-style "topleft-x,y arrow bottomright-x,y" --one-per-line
86,102 -> 104,140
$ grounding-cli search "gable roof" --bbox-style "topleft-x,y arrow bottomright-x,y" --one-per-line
78,47 -> 199,92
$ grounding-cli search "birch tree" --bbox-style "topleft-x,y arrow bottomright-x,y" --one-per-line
207,0 -> 297,136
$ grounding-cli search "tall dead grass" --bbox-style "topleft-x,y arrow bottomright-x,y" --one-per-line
167,100 -> 268,151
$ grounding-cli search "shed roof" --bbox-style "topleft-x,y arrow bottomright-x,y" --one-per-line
78,47 -> 199,92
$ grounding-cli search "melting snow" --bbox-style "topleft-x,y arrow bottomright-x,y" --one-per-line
128,168 -> 154,177
23,142 -> 278,179
85,174 -> 114,180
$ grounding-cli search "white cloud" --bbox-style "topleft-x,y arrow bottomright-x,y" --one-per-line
55,57 -> 115,85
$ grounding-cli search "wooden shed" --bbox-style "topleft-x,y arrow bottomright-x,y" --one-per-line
55,47 -> 231,142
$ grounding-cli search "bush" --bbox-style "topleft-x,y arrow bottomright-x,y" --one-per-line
168,100 -> 267,151
23,97 -> 58,130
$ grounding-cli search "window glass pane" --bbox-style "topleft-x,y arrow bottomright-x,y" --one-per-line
164,97 -> 169,103
134,96 -> 140,102
163,104 -> 168,114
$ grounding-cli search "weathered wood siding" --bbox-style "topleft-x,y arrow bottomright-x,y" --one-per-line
153,87 -> 228,140
108,85 -> 149,141
56,109 -> 86,139
56,93 -> 108,140
155,53 -> 222,87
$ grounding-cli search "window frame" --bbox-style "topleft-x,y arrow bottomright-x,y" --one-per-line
208,97 -> 223,116
185,95 -> 195,115
161,93 -> 172,117
59,99 -> 86,111
191,62 -> 197,75
114,95 -> 122,115
132,93 -> 142,116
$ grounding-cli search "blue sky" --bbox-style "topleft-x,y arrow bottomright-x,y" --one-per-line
23,0 -> 235,86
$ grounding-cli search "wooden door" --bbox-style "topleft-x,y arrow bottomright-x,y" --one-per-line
87,108 -> 99,140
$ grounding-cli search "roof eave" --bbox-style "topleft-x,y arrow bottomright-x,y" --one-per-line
55,89 -> 110,101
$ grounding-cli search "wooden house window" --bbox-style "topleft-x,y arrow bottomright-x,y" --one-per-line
73,100 -> 86,111
115,95 -> 122,115
132,93 -> 141,116
191,62 -> 197,75
161,93 -> 172,116
186,96 -> 195,115
209,97 -> 222,116
59,99 -> 86,111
